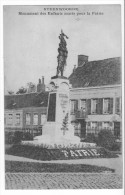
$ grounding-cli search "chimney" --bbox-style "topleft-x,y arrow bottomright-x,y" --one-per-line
78,55 -> 88,67
37,78 -> 42,92
42,76 -> 44,84
39,79 -> 41,84
37,76 -> 45,92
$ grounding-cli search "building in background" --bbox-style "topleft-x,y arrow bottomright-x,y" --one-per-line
69,55 -> 121,139
4,56 -> 122,139
5,92 -> 48,136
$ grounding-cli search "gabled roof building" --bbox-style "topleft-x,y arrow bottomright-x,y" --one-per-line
69,55 -> 121,88
69,55 -> 121,138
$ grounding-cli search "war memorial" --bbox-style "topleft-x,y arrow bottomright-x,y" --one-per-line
33,30 -> 81,145
15,30 -> 117,161
4,5 -> 122,190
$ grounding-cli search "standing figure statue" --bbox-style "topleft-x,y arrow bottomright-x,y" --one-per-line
56,30 -> 68,76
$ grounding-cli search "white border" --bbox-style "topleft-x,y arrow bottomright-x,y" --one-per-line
0,1 -> 124,195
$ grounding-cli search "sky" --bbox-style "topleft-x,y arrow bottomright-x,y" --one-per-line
4,5 -> 121,94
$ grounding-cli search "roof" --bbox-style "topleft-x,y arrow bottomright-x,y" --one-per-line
5,92 -> 49,109
69,57 -> 121,88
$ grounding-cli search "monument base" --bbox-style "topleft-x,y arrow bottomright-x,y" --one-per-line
32,75 -> 80,146
33,135 -> 80,146
33,123 -> 80,146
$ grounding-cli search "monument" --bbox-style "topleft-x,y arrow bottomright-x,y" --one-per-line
34,30 -> 80,145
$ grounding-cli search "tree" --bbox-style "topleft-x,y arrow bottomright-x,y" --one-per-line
27,82 -> 36,93
16,87 -> 27,94
8,90 -> 14,95
27,82 -> 35,87
13,131 -> 23,144
97,129 -> 115,150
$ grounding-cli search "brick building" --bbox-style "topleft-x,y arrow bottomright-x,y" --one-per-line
5,91 -> 48,135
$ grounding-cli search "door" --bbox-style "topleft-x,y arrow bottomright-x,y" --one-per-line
114,122 -> 120,138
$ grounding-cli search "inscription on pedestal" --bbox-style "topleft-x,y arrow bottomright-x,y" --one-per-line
59,93 -> 69,111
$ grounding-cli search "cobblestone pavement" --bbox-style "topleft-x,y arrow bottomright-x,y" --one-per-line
5,173 -> 122,189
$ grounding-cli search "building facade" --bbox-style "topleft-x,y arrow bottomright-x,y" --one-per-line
69,55 -> 121,138
5,107 -> 47,133
5,91 -> 48,136
4,56 -> 122,139
70,85 -> 121,138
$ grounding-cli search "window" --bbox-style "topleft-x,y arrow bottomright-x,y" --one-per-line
103,98 -> 113,114
74,123 -> 81,137
87,122 -> 91,130
114,122 -> 120,137
41,114 -> 46,125
91,122 -> 98,129
103,98 -> 110,114
86,99 -> 91,115
103,122 -> 110,129
91,122 -> 98,134
91,99 -> 98,114
26,113 -> 31,125
80,99 -> 86,111
8,114 -> 13,125
70,100 -> 78,114
98,122 -> 102,130
33,113 -> 38,125
88,99 -> 103,115
16,114 -> 21,125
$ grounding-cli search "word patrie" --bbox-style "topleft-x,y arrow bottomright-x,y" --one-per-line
61,148 -> 100,158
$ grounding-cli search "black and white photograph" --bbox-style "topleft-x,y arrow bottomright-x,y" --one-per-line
2,1 -> 124,191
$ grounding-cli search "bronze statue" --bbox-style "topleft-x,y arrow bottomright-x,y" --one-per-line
56,30 -> 68,76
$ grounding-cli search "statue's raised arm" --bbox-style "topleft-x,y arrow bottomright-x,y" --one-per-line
60,29 -> 69,39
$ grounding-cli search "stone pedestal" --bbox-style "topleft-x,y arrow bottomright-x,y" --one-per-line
35,76 -> 80,145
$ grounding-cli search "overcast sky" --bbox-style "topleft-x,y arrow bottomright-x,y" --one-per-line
4,5 -> 121,93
